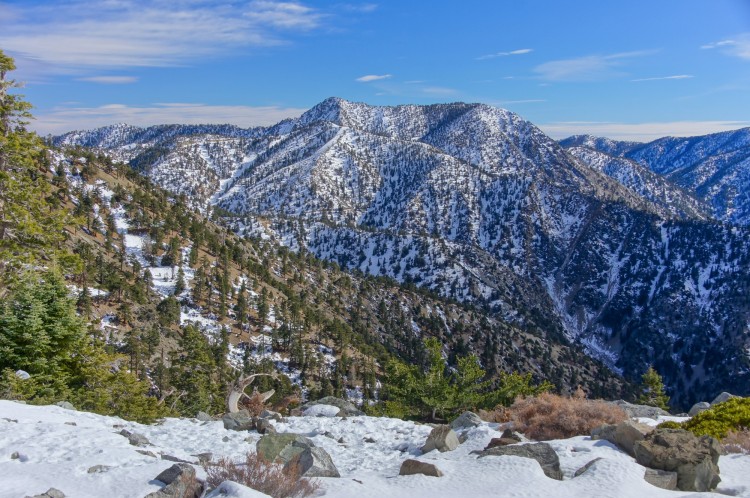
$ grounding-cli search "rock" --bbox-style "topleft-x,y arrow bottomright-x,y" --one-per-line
644,469 -> 678,490
222,410 -> 255,431
259,409 -> 284,422
399,459 -> 444,477
609,400 -> 670,419
137,450 -> 158,458
204,481 -> 272,498
688,402 -> 711,417
477,443 -> 563,480
711,392 -> 739,405
607,420 -> 653,457
363,437 -> 376,443
574,458 -> 602,477
499,429 -> 524,442
303,404 -> 341,417
193,452 -> 213,465
633,428 -> 721,492
15,369 -> 30,380
450,411 -> 483,430
256,433 -> 315,464
590,424 -> 617,441
64,422 -> 76,426
286,447 -> 341,478
484,437 -> 521,450
54,401 -> 76,411
87,465 -> 112,473
161,454 -> 191,463
146,463 -> 203,498
195,411 -> 213,422
24,488 -> 65,498
119,429 -> 150,447
300,396 -> 364,416
421,425 -> 459,453
221,436 -> 230,443
255,418 -> 276,435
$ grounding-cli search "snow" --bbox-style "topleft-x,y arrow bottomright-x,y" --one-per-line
2,401 -> 749,498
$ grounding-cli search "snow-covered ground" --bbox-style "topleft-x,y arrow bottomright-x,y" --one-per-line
1,401 -> 748,498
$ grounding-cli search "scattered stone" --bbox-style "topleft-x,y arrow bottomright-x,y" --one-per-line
286,447 -> 341,478
259,409 -> 284,422
477,443 -> 563,480
255,418 -> 276,435
195,412 -> 213,422
605,420 -> 653,457
644,468 -> 678,490
450,411 -> 483,430
633,428 -> 721,492
2,418 -> 18,423
710,392 -> 738,406
54,401 -> 75,411
688,402 -> 711,417
137,450 -> 158,458
399,459 -> 444,477
145,463 -> 203,498
338,437 -> 346,444
161,454 -> 191,463
87,465 -> 112,474
300,397 -> 364,416
609,400 -> 670,419
573,458 -> 602,477
499,429 -> 524,442
64,422 -> 76,426
484,438 -> 521,450
221,436 -> 230,443
192,453 -> 213,465
12,451 -> 29,462
364,437 -> 376,443
256,433 -> 315,464
421,425 -> 459,453
222,410 -> 255,431
24,488 -> 65,498
119,429 -> 150,447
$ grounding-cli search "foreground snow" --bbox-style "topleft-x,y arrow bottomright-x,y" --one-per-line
1,401 -> 748,498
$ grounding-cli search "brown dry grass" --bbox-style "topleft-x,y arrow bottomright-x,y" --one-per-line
205,452 -> 319,498
722,428 -> 750,454
478,406 -> 511,423
509,392 -> 628,440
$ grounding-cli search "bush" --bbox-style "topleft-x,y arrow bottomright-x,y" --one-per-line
722,429 -> 750,454
509,392 -> 628,440
206,452 -> 319,498
662,397 -> 750,439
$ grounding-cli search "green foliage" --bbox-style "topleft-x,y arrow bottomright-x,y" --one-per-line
156,295 -> 181,326
169,325 -> 224,415
637,366 -> 670,410
659,398 -> 750,439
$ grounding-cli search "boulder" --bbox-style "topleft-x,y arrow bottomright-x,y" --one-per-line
119,429 -> 150,447
633,428 -> 721,492
573,458 -> 602,477
688,402 -> 711,417
54,401 -> 76,411
222,410 -> 255,431
711,392 -> 739,405
255,418 -> 276,435
204,481 -> 271,498
399,459 -> 444,477
24,489 -> 65,498
259,410 -> 284,422
484,438 -> 520,450
256,433 -> 315,464
195,412 -> 213,422
450,411 -> 483,430
609,400 -> 669,419
610,420 -> 653,457
590,424 -> 616,441
300,397 -> 364,416
286,447 -> 340,478
477,443 -> 563,480
302,404 -> 341,417
644,469 -> 678,490
421,425 -> 459,453
145,463 -> 203,498
499,429 -> 524,442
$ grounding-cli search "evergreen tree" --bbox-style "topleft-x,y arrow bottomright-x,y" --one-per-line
637,366 -> 670,410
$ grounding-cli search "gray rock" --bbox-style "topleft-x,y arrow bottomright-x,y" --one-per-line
477,443 -> 563,480
688,402 -> 711,417
610,400 -> 670,419
644,468 -> 678,490
633,428 -> 721,492
286,447 -> 340,478
399,459 -> 444,477
64,422 -> 76,426
15,369 -> 30,380
195,411 -> 213,422
54,401 -> 76,411
146,463 -> 203,498
24,488 -> 65,498
301,396 -> 364,416
421,425 -> 459,453
450,411 -> 483,430
87,465 -> 112,473
119,429 -> 150,447
255,418 -> 276,435
499,429 -> 524,442
710,392 -> 739,405
259,409 -> 284,422
161,454 -> 190,463
192,452 -> 213,465
484,438 -> 520,450
256,433 -> 315,464
137,450 -> 158,458
603,420 -> 653,457
574,458 -> 603,477
363,437 -> 376,443
590,424 -> 617,441
222,410 -> 255,431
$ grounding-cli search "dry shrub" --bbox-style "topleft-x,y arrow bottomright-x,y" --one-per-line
478,406 -> 511,423
205,452 -> 319,498
274,394 -> 301,415
722,428 -> 750,454
242,391 -> 267,417
509,392 -> 628,440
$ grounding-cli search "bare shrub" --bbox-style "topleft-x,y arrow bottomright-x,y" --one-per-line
509,392 -> 628,440
722,428 -> 750,454
205,452 -> 319,498
242,391 -> 267,417
478,406 -> 511,423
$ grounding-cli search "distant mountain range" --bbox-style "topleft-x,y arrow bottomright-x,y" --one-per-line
55,98 -> 750,407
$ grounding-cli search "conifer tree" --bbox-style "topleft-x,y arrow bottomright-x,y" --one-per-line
637,366 -> 670,410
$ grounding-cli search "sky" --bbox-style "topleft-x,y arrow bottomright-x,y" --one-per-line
1,0 -> 750,141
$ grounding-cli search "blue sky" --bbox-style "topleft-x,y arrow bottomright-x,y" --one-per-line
2,0 -> 750,140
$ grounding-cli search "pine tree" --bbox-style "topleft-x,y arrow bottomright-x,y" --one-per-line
637,366 -> 670,410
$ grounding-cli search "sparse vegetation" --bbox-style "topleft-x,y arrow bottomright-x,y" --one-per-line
657,397 -> 750,440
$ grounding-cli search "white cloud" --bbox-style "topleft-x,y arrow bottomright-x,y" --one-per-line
421,86 -> 458,96
356,74 -> 392,82
78,76 -> 139,84
701,34 -> 750,60
337,3 -> 378,13
0,0 -> 323,70
30,102 -> 307,135
477,48 -> 533,60
534,50 -> 655,82
631,74 -> 693,82
539,120 -> 750,142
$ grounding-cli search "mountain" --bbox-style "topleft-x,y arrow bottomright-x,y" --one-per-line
561,129 -> 750,226
55,98 -> 750,407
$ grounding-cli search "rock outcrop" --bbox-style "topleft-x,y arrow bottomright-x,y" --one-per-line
421,425 -> 459,453
477,443 -> 563,480
399,459 -> 444,477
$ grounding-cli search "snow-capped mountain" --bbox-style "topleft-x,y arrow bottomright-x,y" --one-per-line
55,98 -> 750,407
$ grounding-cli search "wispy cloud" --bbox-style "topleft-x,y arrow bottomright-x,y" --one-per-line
540,120 -> 750,142
477,48 -> 533,61
421,86 -> 458,96
701,34 -> 750,60
337,3 -> 378,13
534,50 -> 656,82
631,74 -> 693,82
0,0 -> 324,70
77,76 -> 139,84
30,102 -> 307,135
356,74 -> 392,82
